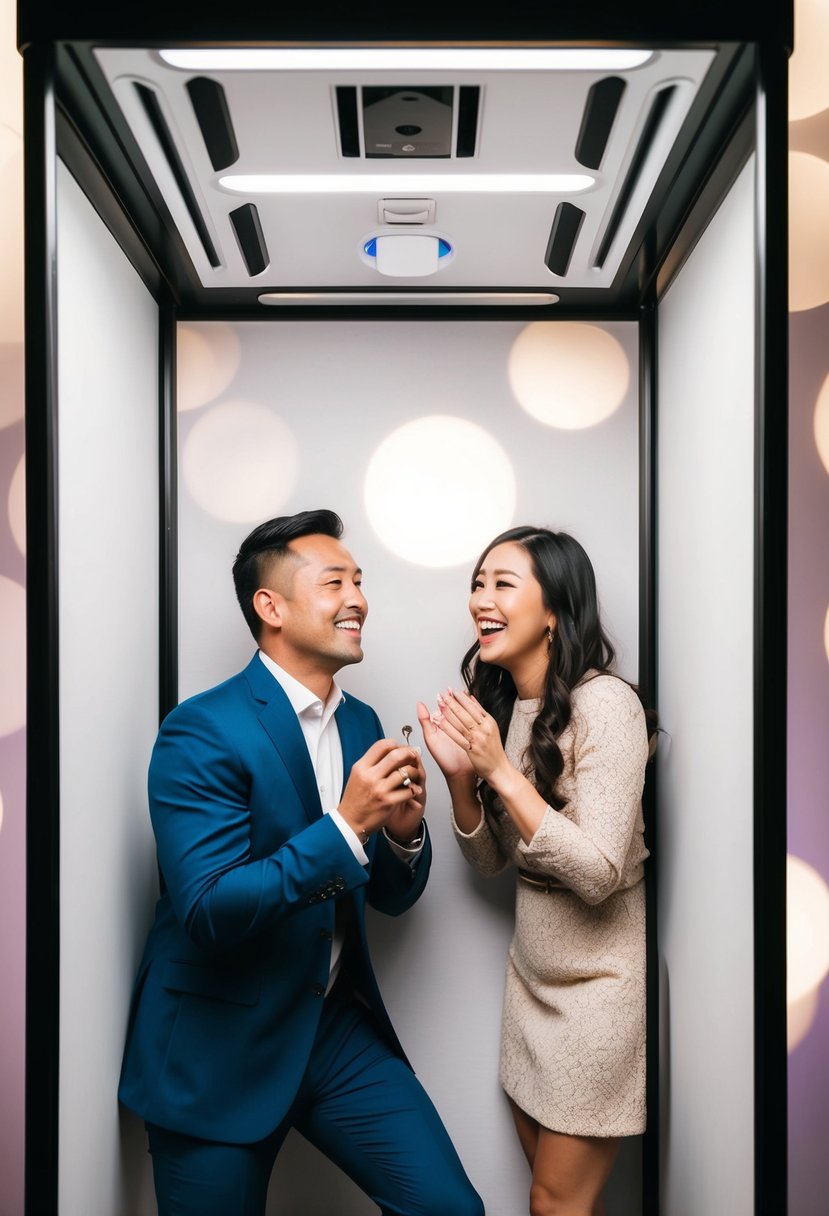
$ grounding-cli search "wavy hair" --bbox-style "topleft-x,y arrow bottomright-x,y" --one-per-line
462,526 -> 648,813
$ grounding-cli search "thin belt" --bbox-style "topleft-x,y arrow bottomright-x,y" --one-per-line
517,867 -> 567,893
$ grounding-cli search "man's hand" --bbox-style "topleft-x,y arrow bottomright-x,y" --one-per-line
338,739 -> 425,844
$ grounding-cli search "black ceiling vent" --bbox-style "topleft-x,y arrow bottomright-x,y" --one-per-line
593,85 -> 677,270
456,86 -> 481,157
229,203 -> 269,276
185,76 -> 239,171
134,82 -> 220,268
545,202 -> 586,276
335,87 -> 360,157
575,76 -> 626,170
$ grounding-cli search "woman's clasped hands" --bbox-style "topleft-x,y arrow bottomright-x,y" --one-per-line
417,688 -> 507,783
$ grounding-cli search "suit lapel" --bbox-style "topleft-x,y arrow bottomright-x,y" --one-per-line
335,697 -> 365,797
245,655 -> 322,825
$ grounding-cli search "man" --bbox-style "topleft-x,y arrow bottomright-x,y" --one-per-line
119,509 -> 483,1216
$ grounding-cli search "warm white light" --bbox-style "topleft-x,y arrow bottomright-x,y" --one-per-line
8,453 -> 24,556
0,342 -> 24,428
0,143 -> 23,344
220,173 -> 595,195
160,48 -> 653,73
0,574 -> 25,737
788,854 -> 829,1005
0,0 -> 23,137
182,400 -> 300,523
258,292 -> 560,306
508,322 -> 630,429
364,415 -> 515,568
790,0 -> 829,121
177,322 -> 241,412
814,367 -> 829,476
789,151 -> 829,312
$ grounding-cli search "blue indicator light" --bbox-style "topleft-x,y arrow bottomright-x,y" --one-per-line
364,238 -> 377,257
438,239 -> 452,258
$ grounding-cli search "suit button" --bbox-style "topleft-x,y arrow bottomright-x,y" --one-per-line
319,929 -> 333,941
333,877 -> 346,891
311,983 -> 325,997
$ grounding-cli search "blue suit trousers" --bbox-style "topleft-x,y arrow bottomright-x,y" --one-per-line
147,979 -> 484,1216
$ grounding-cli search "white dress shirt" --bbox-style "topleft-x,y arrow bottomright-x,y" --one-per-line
258,652 -> 423,988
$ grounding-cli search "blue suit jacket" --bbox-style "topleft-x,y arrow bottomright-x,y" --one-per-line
118,654 -> 431,1143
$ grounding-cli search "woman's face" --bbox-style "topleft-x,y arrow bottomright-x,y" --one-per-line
468,541 -> 554,679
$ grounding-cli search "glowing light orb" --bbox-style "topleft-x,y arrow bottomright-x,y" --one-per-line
790,0 -> 829,121
815,368 -> 829,477
0,341 -> 23,429
508,322 -> 630,429
789,152 -> 829,312
8,453 -> 24,555
788,987 -> 820,1053
177,322 -> 242,412
182,401 -> 300,523
0,574 -> 25,736
788,854 -> 829,1006
364,416 -> 516,567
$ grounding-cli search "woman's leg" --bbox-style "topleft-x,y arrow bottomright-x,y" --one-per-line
507,1099 -> 617,1216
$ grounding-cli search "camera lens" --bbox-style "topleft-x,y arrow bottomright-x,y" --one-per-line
395,125 -> 422,136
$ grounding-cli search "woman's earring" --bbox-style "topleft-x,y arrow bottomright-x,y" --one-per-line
546,625 -> 554,645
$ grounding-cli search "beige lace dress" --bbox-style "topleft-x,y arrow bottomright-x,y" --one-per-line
452,673 -> 649,1137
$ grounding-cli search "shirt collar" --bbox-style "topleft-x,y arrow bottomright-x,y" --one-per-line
258,651 -> 344,724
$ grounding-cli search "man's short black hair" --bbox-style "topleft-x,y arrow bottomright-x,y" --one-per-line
232,509 -> 344,641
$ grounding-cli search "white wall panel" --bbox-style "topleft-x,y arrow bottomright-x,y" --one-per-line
177,317 -> 641,1215
656,158 -> 756,1216
56,161 -> 159,1215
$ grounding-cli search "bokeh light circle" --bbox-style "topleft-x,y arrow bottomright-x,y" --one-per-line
788,853 -> 829,1005
788,987 -> 820,1053
0,574 -> 25,736
177,322 -> 242,412
790,0 -> 829,121
508,322 -> 630,429
814,368 -> 829,476
789,152 -> 829,313
364,415 -> 516,567
8,452 -> 24,555
0,145 -> 24,346
182,401 -> 300,523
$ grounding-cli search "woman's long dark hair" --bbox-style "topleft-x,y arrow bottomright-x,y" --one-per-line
462,526 -> 649,813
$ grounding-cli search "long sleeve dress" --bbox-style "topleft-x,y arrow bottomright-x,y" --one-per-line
451,672 -> 649,1137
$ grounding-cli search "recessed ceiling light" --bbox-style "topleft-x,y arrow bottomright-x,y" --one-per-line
159,48 -> 653,72
220,173 -> 595,194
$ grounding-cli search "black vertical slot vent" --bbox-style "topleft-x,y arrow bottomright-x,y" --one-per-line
456,86 -> 480,157
544,202 -> 586,276
185,76 -> 239,171
575,76 -> 626,169
229,203 -> 269,276
593,86 -> 677,270
336,87 -> 360,157
134,82 -> 221,268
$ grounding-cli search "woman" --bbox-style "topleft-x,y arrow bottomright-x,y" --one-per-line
417,526 -> 651,1216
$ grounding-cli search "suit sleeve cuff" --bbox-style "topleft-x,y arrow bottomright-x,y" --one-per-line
328,807 -> 369,865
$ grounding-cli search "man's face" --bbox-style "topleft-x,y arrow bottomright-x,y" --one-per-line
267,533 -> 368,677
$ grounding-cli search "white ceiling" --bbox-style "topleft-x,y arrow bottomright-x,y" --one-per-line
94,46 -> 715,296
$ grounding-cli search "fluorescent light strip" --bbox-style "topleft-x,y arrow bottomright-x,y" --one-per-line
258,292 -> 560,305
159,48 -> 653,72
221,173 -> 595,194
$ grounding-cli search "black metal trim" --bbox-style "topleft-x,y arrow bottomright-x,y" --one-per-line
185,75 -> 239,171
753,42 -> 788,1216
595,86 -> 677,270
23,42 -> 60,1216
134,81 -> 221,268
229,203 -> 270,277
335,86 -> 360,157
456,86 -> 480,158
639,302 -> 660,1216
158,305 -> 179,721
544,202 -> 586,276
575,76 -> 626,170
